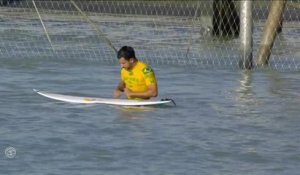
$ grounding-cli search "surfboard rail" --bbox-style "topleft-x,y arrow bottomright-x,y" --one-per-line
34,89 -> 175,106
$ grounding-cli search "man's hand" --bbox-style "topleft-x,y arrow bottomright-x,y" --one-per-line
113,80 -> 125,98
113,89 -> 122,98
124,88 -> 133,98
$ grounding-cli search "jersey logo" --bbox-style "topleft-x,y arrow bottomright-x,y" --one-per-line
143,67 -> 153,75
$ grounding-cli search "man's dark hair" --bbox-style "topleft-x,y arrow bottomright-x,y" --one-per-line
117,46 -> 136,60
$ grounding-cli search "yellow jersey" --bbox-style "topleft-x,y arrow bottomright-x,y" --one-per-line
121,61 -> 157,97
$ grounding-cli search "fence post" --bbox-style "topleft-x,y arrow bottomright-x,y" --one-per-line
239,0 -> 253,69
256,0 -> 286,66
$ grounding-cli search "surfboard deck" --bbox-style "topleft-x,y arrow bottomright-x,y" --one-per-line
34,89 -> 175,106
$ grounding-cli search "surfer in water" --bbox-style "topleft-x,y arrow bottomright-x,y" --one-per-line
113,46 -> 158,99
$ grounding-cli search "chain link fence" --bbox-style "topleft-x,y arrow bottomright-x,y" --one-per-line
0,0 -> 299,70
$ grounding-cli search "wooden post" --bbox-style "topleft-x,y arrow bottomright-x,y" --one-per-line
256,0 -> 286,66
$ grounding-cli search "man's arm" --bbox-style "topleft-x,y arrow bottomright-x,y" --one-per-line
113,80 -> 125,98
125,84 -> 158,99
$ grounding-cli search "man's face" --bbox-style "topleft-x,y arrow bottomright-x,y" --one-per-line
119,57 -> 134,70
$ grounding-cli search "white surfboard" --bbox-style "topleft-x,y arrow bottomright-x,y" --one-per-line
34,89 -> 175,106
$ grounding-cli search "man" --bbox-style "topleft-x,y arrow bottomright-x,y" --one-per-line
113,46 -> 158,99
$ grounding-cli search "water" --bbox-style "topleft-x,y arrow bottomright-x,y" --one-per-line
1,10 -> 300,175
1,58 -> 300,174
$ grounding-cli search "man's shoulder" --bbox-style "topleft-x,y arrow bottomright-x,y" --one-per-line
137,61 -> 153,70
137,60 -> 148,68
137,61 -> 154,76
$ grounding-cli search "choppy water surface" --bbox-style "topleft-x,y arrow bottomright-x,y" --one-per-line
1,59 -> 300,175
